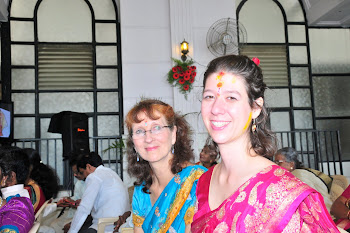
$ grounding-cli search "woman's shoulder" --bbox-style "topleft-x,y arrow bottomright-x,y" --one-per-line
182,163 -> 208,172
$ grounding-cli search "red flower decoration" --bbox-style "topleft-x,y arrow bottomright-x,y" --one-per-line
252,57 -> 260,66
179,78 -> 185,84
167,58 -> 196,99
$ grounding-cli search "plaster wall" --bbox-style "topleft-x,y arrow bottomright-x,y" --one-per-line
119,0 -> 236,186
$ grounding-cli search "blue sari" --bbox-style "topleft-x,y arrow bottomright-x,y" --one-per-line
132,165 -> 206,233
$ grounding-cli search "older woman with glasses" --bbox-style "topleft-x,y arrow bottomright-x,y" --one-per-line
125,99 -> 206,233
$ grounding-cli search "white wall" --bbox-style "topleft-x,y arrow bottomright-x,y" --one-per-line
120,0 -> 236,186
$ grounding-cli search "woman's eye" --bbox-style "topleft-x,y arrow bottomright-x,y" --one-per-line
227,96 -> 237,100
203,94 -> 214,99
153,125 -> 162,131
135,129 -> 144,135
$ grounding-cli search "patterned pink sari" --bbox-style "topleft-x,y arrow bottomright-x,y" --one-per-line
335,185 -> 350,230
192,165 -> 339,233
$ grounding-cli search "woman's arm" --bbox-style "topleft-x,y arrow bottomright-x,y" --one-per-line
185,224 -> 191,233
134,226 -> 144,233
331,195 -> 349,219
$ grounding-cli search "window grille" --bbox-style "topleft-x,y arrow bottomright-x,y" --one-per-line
240,45 -> 288,86
38,44 -> 93,89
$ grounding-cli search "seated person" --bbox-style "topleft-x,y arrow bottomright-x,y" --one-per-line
0,147 -> 35,232
22,148 -> 60,214
67,152 -> 130,233
0,146 -> 31,199
196,137 -> 219,169
274,147 -> 334,211
331,185 -> 350,231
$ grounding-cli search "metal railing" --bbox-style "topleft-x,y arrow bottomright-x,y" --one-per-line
275,130 -> 343,175
11,136 -> 124,190
10,129 -> 343,189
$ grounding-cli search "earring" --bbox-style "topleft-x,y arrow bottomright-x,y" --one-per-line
134,148 -> 140,162
252,118 -> 257,132
171,145 -> 175,154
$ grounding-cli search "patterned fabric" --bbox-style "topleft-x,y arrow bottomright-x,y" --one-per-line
192,165 -> 339,233
335,185 -> 350,230
25,179 -> 46,214
0,196 -> 35,233
132,165 -> 206,233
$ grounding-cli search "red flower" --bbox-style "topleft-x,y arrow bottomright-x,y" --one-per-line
177,66 -> 183,71
192,66 -> 196,70
184,74 -> 191,81
172,67 -> 177,72
183,85 -> 189,91
189,77 -> 194,83
185,70 -> 191,75
191,72 -> 196,78
173,73 -> 179,79
179,78 -> 185,84
252,57 -> 260,66
179,72 -> 184,77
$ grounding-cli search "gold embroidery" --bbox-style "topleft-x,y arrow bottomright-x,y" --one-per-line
235,191 -> 246,203
158,168 -> 205,233
184,206 -> 195,225
248,181 -> 263,206
274,167 -> 285,176
216,205 -> 225,220
155,206 -> 160,217
239,180 -> 250,192
132,213 -> 145,227
230,212 -> 241,233
213,222 -> 229,233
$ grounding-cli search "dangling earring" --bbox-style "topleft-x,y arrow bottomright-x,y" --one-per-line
134,148 -> 140,162
252,118 -> 257,132
171,145 -> 175,154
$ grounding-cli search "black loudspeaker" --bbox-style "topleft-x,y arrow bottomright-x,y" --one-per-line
48,111 -> 90,158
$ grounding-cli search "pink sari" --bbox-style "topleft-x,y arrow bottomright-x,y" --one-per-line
192,165 -> 339,233
335,186 -> 350,230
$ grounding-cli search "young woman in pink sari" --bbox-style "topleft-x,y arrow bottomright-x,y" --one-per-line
191,55 -> 339,232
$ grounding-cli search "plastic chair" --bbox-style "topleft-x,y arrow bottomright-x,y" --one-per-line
35,199 -> 51,223
97,217 -> 119,233
120,227 -> 133,233
28,222 -> 40,233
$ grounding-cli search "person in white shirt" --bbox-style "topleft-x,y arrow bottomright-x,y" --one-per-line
68,152 -> 130,233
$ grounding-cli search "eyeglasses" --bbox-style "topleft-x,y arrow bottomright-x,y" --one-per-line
132,125 -> 171,139
275,160 -> 286,165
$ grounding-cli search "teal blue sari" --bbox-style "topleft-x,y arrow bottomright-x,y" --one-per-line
132,165 -> 206,233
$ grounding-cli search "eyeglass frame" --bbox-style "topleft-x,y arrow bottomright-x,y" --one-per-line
132,125 -> 172,139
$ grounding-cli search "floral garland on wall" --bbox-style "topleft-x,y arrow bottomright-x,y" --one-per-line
167,58 -> 197,99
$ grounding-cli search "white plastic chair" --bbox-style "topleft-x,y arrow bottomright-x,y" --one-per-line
97,217 -> 119,233
35,199 -> 51,223
28,222 -> 40,233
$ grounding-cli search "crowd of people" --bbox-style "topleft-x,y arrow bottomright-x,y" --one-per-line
0,54 -> 348,233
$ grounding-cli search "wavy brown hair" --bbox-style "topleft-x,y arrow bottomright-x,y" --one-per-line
203,55 -> 277,158
125,99 -> 194,193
